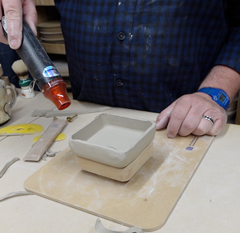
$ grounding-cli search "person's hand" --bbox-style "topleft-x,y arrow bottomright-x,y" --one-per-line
0,0 -> 37,49
156,92 -> 228,138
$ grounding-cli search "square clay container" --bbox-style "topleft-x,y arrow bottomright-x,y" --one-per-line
69,113 -> 156,168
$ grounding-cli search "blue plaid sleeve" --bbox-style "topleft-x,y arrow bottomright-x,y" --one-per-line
54,0 -> 240,113
214,0 -> 240,73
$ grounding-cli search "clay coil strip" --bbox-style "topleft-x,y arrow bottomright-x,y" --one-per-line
0,157 -> 20,178
0,191 -> 33,202
95,219 -> 145,233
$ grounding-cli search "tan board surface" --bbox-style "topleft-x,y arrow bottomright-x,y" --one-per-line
24,130 -> 214,231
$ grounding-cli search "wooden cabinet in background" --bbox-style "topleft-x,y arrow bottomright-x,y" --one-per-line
35,0 -> 65,54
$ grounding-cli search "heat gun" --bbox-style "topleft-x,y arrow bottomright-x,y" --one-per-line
1,16 -> 71,110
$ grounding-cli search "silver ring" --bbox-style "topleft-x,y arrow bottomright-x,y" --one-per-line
203,115 -> 214,124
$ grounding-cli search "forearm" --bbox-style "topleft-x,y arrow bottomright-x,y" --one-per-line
199,65 -> 240,103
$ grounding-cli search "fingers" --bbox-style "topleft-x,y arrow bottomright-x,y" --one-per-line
173,104 -> 205,137
191,115 -> 215,136
2,0 -> 23,49
156,106 -> 173,130
156,93 -> 227,138
165,95 -> 204,138
0,0 -> 37,49
156,95 -> 203,138
193,111 -> 227,136
0,2 -> 8,44
22,0 -> 37,35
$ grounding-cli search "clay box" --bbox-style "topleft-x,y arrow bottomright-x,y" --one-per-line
69,113 -> 156,168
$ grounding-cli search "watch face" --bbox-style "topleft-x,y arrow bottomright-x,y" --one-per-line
198,87 -> 230,110
219,93 -> 226,103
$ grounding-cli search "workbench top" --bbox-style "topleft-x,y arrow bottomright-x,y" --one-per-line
1,89 -> 240,233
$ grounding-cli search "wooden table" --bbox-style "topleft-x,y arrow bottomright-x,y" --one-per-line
1,89 -> 240,233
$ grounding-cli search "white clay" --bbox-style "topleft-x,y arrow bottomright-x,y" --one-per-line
0,191 -> 33,201
0,157 -> 20,178
94,218 -> 144,233
69,113 -> 156,168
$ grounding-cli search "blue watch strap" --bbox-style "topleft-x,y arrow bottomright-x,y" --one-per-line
198,87 -> 230,110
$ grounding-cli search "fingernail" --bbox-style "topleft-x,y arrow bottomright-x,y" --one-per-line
156,116 -> 168,130
167,133 -> 174,138
167,129 -> 175,138
10,39 -> 18,49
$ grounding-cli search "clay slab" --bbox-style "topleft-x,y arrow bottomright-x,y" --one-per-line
69,113 -> 156,168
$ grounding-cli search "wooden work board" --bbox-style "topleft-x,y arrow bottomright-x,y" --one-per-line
24,130 -> 214,231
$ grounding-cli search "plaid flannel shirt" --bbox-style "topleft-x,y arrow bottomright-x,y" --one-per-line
55,0 -> 240,113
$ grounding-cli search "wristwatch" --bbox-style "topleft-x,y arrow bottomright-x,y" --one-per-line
198,87 -> 230,110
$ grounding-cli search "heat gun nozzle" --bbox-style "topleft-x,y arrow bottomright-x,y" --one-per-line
42,78 -> 71,110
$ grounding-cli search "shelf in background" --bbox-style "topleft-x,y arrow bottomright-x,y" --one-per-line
41,42 -> 66,54
35,0 -> 55,6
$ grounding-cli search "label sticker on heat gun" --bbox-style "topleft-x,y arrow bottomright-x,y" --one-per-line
43,66 -> 60,78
